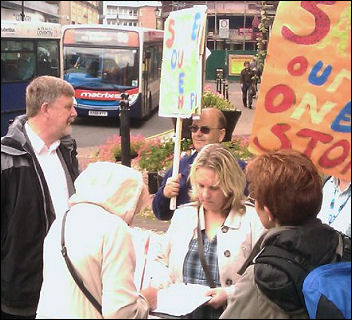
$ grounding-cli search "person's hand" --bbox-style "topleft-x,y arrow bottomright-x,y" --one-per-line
205,287 -> 227,309
163,174 -> 181,199
141,286 -> 158,311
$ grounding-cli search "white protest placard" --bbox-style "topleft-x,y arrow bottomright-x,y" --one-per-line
158,6 -> 207,210
159,6 -> 207,118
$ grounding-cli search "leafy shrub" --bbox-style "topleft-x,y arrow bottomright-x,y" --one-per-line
137,138 -> 175,172
222,135 -> 253,161
136,138 -> 194,173
87,134 -> 147,163
202,85 -> 238,111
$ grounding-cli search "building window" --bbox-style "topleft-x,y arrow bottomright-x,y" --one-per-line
107,6 -> 116,15
248,3 -> 258,10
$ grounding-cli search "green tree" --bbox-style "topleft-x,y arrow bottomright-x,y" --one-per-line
256,1 -> 279,73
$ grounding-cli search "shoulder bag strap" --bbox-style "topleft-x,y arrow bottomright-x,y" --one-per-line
197,212 -> 216,288
61,210 -> 102,314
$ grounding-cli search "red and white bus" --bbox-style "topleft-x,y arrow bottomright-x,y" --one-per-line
62,24 -> 163,120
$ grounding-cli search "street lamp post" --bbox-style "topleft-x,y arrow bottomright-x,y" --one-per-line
120,93 -> 131,167
20,1 -> 25,21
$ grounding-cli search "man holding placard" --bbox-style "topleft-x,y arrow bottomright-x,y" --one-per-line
155,5 -> 208,219
152,108 -> 229,220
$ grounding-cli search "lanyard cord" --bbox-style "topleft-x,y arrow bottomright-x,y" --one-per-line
328,185 -> 351,225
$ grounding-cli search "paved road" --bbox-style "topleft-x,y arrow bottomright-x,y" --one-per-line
72,108 -> 174,148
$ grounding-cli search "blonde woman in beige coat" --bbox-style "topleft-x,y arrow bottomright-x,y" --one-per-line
36,162 -> 157,319
152,144 -> 264,318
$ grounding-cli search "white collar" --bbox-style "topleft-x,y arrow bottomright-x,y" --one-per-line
198,205 -> 242,230
332,176 -> 351,193
25,122 -> 60,155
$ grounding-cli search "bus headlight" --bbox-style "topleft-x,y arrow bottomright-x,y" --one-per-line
128,93 -> 139,105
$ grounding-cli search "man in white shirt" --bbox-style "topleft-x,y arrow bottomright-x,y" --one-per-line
1,76 -> 80,318
318,176 -> 351,237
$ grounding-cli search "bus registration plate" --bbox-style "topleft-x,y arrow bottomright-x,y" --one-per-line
88,111 -> 108,116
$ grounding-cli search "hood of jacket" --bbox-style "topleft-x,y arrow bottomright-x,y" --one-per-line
1,115 -> 28,154
254,220 -> 340,313
69,161 -> 150,225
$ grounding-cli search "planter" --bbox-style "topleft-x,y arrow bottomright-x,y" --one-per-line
222,110 -> 242,142
147,171 -> 164,194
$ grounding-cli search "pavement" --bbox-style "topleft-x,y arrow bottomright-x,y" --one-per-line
205,80 -> 257,137
76,80 -> 256,232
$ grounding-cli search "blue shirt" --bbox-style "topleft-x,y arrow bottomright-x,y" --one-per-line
183,231 -> 222,319
152,152 -> 197,220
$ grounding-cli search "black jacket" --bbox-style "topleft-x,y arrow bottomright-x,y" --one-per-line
251,220 -> 343,313
1,115 -> 79,315
221,220 -> 346,319
240,67 -> 255,87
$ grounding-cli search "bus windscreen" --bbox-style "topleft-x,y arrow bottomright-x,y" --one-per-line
63,47 -> 139,90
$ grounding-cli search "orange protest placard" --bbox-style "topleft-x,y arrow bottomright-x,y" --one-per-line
249,1 -> 351,180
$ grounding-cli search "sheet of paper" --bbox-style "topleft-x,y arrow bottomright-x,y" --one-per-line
151,283 -> 211,317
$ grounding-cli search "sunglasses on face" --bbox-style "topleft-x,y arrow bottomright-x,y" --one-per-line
189,125 -> 222,134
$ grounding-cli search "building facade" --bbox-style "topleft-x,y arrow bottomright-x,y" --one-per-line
1,1 -> 60,22
59,1 -> 99,25
160,1 -> 278,80
161,1 -> 277,51
102,1 -> 162,29
1,1 -> 100,25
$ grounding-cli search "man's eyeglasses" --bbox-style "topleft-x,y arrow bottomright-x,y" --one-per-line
189,125 -> 223,134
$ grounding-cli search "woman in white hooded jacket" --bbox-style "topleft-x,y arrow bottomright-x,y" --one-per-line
36,162 -> 157,319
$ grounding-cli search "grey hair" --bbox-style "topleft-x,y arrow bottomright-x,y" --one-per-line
26,76 -> 75,117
